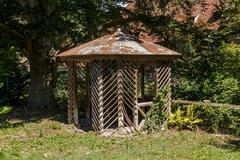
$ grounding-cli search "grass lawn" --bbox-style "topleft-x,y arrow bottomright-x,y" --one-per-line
0,113 -> 239,160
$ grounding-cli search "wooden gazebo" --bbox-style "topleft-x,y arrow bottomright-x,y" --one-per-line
58,29 -> 181,134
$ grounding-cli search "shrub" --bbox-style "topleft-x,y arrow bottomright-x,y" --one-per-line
173,75 -> 240,105
173,77 -> 202,101
197,105 -> 240,135
212,75 -> 240,104
144,87 -> 169,133
173,43 -> 240,105
171,103 -> 240,135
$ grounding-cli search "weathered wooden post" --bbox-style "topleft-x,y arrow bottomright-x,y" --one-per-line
67,61 -> 79,126
117,61 -> 124,129
99,61 -> 104,133
133,64 -> 139,128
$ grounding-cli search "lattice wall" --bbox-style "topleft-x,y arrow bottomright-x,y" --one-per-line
75,63 -> 88,118
121,61 -> 138,131
89,60 -> 138,133
155,63 -> 172,127
67,59 -> 173,133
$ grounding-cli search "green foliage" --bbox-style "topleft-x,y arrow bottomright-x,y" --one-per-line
144,88 -> 169,132
160,1 -> 240,105
212,75 -> 240,104
174,74 -> 240,104
0,106 -> 12,115
172,103 -> 240,135
173,42 -> 240,104
0,0 -> 122,108
0,48 -> 29,104
144,81 -> 155,98
54,65 -> 68,109
197,105 -> 240,135
173,78 -> 201,101
0,151 -> 8,160
217,43 -> 240,79
168,104 -> 203,129
0,0 -> 240,108
0,83 -> 12,117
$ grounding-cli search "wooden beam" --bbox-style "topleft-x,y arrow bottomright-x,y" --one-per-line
172,100 -> 240,110
141,65 -> 145,99
137,102 -> 153,107
138,107 -> 146,118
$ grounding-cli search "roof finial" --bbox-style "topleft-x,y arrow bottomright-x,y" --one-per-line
117,27 -> 123,36
117,28 -> 121,33
116,1 -> 128,36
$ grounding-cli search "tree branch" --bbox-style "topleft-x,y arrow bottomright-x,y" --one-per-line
0,22 -> 27,41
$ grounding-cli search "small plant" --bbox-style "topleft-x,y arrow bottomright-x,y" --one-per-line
0,83 -> 12,118
144,87 -> 169,133
0,106 -> 12,115
168,104 -> 203,130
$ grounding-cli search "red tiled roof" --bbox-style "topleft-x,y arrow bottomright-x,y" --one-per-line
125,0 -> 220,43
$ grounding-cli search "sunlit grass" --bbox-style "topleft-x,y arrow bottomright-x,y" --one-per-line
0,118 -> 239,160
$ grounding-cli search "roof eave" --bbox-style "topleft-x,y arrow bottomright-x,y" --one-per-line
57,54 -> 182,63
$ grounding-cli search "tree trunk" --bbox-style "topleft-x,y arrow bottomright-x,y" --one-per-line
28,37 -> 56,109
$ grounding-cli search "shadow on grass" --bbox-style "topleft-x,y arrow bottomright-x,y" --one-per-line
211,138 -> 240,152
0,106 -> 67,129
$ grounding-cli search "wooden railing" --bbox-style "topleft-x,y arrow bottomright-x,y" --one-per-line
137,100 -> 240,110
172,100 -> 240,110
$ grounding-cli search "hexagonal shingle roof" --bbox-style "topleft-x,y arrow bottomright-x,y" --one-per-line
58,29 -> 181,61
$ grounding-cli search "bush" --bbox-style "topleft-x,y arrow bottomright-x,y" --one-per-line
212,75 -> 240,104
173,77 -> 202,101
173,43 -> 240,105
0,48 -> 29,105
171,103 -> 240,135
197,105 -> 240,135
144,87 -> 169,132
173,75 -> 240,105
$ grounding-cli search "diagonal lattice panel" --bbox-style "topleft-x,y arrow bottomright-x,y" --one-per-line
121,62 -> 138,131
67,62 -> 77,124
90,60 -> 102,132
75,63 -> 87,117
137,66 -> 142,98
155,63 -> 172,127
90,60 -> 139,133
102,60 -> 118,129
157,63 -> 171,90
